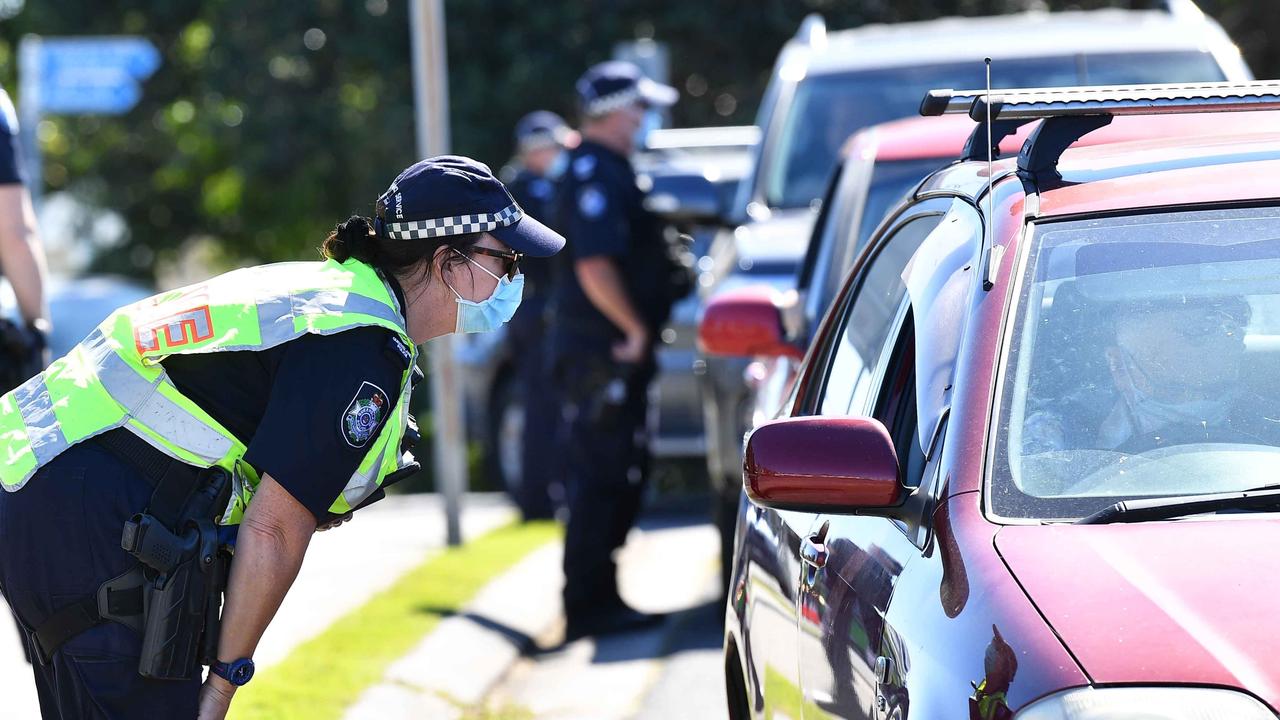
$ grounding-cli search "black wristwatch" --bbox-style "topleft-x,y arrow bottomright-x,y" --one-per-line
210,657 -> 255,686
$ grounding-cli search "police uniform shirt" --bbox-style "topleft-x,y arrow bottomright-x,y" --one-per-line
0,89 -> 23,186
163,276 -> 412,521
506,168 -> 557,295
553,139 -> 661,341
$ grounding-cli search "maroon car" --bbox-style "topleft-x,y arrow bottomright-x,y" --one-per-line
711,82 -> 1280,719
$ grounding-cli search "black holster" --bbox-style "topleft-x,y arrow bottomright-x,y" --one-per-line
120,465 -> 232,680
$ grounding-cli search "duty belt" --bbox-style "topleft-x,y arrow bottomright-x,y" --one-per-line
29,428 -> 216,666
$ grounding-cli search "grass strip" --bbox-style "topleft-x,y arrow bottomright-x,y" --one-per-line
232,519 -> 561,720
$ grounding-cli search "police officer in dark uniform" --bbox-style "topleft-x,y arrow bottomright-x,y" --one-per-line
550,62 -> 679,640
504,111 -> 573,520
0,156 -> 563,719
0,86 -> 51,395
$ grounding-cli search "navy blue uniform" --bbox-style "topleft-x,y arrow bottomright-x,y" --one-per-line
506,169 -> 560,519
550,140 -> 670,622
0,283 -> 410,718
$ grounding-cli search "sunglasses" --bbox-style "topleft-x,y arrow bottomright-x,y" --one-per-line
469,246 -> 523,280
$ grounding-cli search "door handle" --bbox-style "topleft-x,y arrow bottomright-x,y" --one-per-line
800,534 -> 827,569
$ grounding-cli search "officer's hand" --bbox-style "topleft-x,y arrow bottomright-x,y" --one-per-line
612,328 -> 650,364
196,676 -> 235,720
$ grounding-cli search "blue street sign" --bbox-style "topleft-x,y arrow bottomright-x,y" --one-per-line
34,37 -> 161,115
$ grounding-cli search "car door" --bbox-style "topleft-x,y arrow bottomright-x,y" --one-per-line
793,212 -> 946,719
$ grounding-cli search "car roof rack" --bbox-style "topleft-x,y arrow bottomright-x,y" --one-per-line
921,81 -> 1280,182
960,118 -> 1034,162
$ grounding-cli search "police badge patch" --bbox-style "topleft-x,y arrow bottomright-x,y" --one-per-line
341,381 -> 389,448
578,185 -> 607,219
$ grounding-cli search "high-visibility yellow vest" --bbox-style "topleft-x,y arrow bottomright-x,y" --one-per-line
0,258 -> 418,525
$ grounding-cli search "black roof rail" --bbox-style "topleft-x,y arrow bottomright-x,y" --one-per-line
920,81 -> 1280,182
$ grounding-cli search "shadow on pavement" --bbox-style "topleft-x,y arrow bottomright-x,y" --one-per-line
412,606 -> 537,654
585,598 -> 724,665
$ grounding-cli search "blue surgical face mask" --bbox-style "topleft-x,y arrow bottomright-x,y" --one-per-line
445,249 -> 524,334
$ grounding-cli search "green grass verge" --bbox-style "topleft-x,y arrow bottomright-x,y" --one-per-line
232,520 -> 561,720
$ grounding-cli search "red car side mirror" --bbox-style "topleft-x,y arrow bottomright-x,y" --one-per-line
698,286 -> 803,359
744,416 -> 904,513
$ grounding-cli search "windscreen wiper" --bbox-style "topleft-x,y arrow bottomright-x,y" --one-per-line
1076,486 -> 1280,525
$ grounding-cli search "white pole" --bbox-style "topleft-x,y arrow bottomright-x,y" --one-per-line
410,0 -> 465,547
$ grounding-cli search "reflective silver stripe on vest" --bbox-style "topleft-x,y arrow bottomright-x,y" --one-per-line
13,374 -> 70,465
89,330 -> 236,464
341,442 -> 386,510
256,290 -> 406,349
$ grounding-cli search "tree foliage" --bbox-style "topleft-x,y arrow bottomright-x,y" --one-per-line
0,0 -> 1274,276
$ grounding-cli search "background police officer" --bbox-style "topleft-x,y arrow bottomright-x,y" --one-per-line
550,61 -> 679,640
0,86 -> 51,395
504,111 -> 575,520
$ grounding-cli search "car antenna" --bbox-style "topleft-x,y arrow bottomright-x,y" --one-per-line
981,57 -> 1002,291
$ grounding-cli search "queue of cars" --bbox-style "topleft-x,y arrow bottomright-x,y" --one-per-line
694,2 -> 1252,586
707,81 -> 1280,719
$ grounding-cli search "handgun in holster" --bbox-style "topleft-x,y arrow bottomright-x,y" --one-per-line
120,465 -> 232,680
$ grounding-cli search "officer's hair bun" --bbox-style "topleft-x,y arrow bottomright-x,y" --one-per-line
322,215 -> 377,263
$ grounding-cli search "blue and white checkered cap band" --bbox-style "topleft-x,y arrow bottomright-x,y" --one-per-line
585,87 -> 643,117
384,203 -> 523,240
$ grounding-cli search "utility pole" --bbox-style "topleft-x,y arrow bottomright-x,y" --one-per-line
410,0 -> 465,547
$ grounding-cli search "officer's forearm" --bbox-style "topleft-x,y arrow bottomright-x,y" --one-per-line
575,256 -> 646,338
0,186 -> 48,325
214,474 -> 314,680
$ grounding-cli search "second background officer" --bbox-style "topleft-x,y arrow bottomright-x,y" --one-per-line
550,61 -> 679,640
504,111 -> 575,520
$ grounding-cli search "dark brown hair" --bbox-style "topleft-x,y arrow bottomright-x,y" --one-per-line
321,198 -> 479,283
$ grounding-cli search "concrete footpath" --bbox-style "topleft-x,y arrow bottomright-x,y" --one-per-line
0,492 -> 515,719
347,512 -> 726,720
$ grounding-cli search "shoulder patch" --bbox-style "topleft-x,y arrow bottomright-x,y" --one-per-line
573,154 -> 597,180
385,334 -> 413,369
341,381 -> 390,449
578,184 -> 607,219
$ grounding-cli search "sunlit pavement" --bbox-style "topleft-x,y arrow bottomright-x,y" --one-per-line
486,514 -> 726,720
0,493 -> 516,719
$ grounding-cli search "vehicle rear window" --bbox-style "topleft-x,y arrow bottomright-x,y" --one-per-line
991,207 -> 1280,521
763,51 -> 1226,210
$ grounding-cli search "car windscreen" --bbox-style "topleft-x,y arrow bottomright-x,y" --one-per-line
763,50 -> 1226,210
990,207 -> 1280,521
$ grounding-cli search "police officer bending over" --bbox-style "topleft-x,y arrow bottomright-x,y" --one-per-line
504,111 -> 574,520
551,61 -> 680,640
0,87 -> 51,395
0,156 -> 562,719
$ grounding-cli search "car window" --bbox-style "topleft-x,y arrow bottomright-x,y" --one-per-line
813,159 -> 947,333
873,312 -> 927,491
761,51 -> 1225,210
991,206 -> 1280,521
817,215 -> 936,416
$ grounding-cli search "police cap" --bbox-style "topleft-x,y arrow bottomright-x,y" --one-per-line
515,110 -> 569,153
374,155 -> 564,258
576,61 -> 678,118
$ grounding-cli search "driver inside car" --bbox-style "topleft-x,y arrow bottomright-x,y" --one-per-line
1025,294 -> 1278,455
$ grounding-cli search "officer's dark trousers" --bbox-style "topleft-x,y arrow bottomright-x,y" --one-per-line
508,298 -> 559,520
555,349 -> 654,620
0,441 -> 201,719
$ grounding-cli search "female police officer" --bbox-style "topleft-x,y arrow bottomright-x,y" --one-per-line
0,155 -> 563,720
